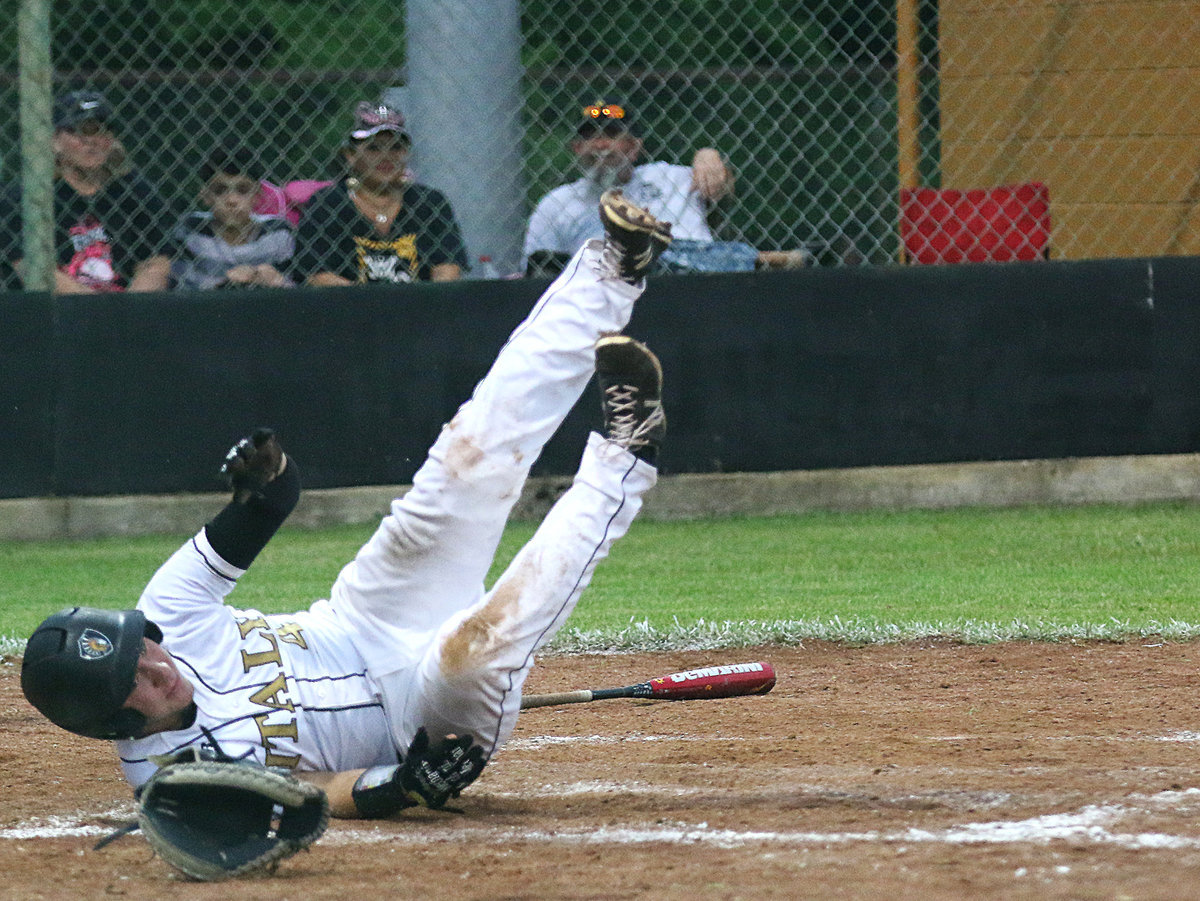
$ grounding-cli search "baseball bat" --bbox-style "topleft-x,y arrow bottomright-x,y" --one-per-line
520,661 -> 776,709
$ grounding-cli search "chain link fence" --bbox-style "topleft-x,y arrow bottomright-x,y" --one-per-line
3,0 -> 1198,293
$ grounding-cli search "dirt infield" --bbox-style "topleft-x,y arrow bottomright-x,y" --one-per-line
4,641 -> 1200,900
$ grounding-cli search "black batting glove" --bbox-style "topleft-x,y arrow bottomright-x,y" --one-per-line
351,727 -> 487,818
220,427 -> 285,504
398,727 -> 487,808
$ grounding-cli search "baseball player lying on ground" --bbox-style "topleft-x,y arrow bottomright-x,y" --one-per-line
22,189 -> 673,820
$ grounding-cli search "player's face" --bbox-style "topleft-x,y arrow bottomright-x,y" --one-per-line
123,639 -> 194,732
203,175 -> 259,228
345,132 -> 411,191
54,119 -> 116,174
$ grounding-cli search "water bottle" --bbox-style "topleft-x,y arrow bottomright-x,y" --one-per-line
476,255 -> 501,279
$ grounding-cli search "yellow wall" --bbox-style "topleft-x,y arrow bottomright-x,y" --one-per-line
939,0 -> 1200,258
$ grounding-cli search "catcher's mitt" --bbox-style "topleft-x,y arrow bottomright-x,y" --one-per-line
137,751 -> 329,882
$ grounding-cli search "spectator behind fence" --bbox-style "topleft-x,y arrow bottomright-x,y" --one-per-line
292,102 -> 467,286
170,147 -> 294,290
0,91 -> 171,293
522,101 -> 807,278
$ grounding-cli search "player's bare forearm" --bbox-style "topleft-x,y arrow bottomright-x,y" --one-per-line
297,731 -> 486,819
295,769 -> 367,818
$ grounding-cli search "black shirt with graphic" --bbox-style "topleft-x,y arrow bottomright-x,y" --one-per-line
0,171 -> 171,292
291,179 -> 468,284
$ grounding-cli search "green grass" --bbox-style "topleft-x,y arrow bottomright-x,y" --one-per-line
5,502 -> 1200,654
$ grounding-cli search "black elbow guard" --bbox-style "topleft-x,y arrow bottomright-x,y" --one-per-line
205,459 -> 301,569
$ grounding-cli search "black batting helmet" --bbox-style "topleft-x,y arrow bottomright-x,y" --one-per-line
21,607 -> 163,740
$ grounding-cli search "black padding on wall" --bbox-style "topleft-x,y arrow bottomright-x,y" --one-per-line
0,292 -> 56,497
3,254 -> 1197,498
626,257 -> 1159,472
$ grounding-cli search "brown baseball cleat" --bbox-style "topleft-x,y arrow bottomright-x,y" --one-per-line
597,190 -> 673,284
595,335 -> 666,464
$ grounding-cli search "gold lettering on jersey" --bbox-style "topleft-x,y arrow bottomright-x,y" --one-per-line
249,673 -> 295,712
240,630 -> 282,671
235,616 -> 310,770
236,615 -> 269,638
254,715 -> 301,768
276,622 -> 308,649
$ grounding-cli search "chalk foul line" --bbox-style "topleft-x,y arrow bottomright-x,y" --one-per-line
8,791 -> 1200,851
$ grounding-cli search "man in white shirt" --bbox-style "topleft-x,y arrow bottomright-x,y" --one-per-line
523,101 -> 753,277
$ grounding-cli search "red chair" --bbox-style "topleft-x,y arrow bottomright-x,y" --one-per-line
899,182 -> 1051,264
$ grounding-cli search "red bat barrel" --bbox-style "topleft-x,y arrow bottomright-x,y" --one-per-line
640,661 -> 776,700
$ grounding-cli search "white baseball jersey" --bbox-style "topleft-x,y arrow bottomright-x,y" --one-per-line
117,532 -> 396,788
523,162 -> 712,268
118,239 -> 657,787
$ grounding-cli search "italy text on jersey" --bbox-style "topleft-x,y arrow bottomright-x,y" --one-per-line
234,613 -> 311,768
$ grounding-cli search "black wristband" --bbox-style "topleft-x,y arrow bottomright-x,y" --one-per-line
351,764 -> 412,818
253,456 -> 301,515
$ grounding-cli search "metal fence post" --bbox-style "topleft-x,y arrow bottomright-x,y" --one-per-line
17,0 -> 53,293
405,0 -> 526,276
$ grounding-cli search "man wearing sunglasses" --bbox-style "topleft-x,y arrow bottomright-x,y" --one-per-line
0,90 -> 172,293
522,101 -> 735,278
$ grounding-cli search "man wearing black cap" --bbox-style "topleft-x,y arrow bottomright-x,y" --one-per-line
0,90 -> 172,293
521,101 -> 736,277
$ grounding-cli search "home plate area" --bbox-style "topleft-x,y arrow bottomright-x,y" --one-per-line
4,642 -> 1200,899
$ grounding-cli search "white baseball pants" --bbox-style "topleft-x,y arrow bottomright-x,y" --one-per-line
328,240 -> 658,756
